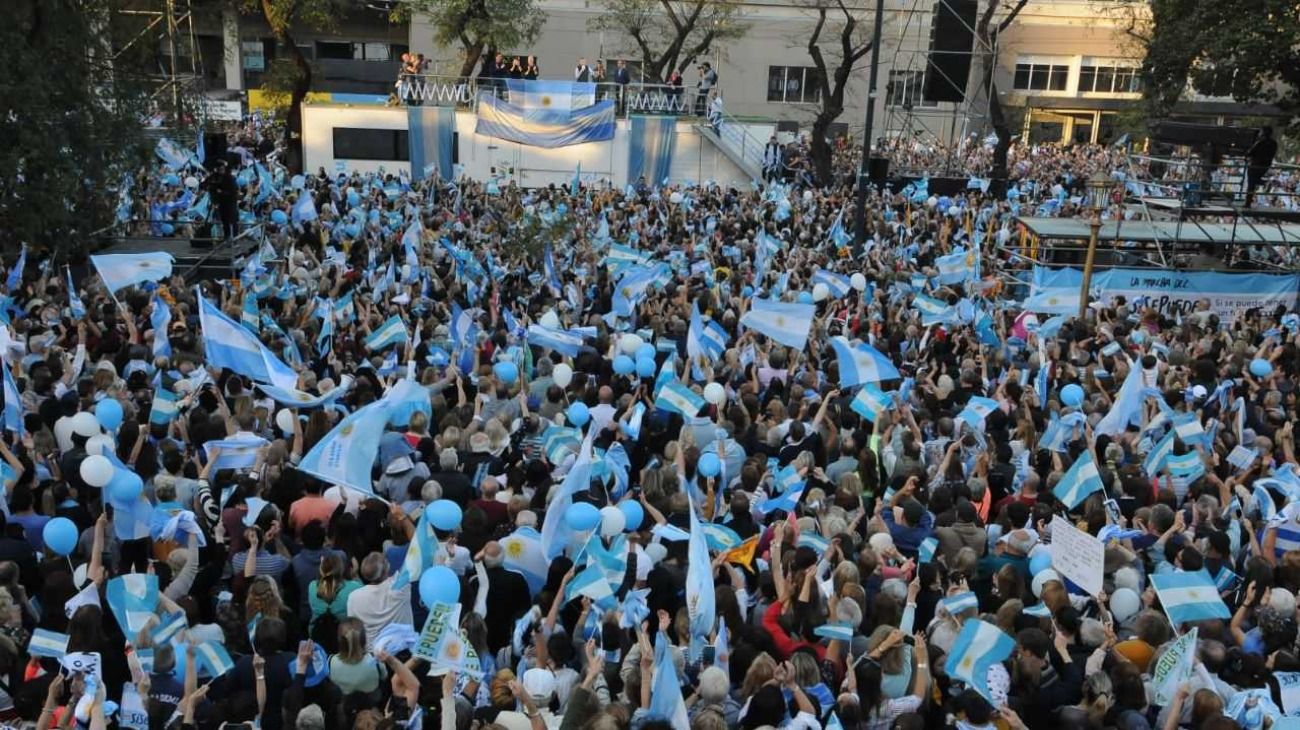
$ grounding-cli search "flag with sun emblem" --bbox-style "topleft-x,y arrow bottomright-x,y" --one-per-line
1150,570 -> 1230,626
501,526 -> 548,595
414,602 -> 483,679
944,619 -> 1014,704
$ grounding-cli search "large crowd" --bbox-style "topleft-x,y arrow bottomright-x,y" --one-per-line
1,117 -> 1300,730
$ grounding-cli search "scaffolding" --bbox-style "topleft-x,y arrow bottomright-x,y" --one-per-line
112,0 -> 206,126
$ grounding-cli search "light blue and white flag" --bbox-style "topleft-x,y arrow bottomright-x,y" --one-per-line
393,509 -> 436,590
27,629 -> 69,659
686,302 -> 728,364
956,396 -> 1000,431
295,395 -> 399,497
757,482 -> 805,515
203,435 -> 270,471
1150,570 -> 1230,625
198,294 -> 299,390
942,592 -> 980,616
194,641 -> 235,678
831,336 -> 900,386
1054,451 -> 1104,509
1021,289 -> 1081,315
105,574 -> 159,636
1144,430 -> 1177,477
66,268 -> 86,319
919,537 -> 938,564
149,388 -> 180,426
565,566 -> 615,604
526,325 -> 583,358
502,526 -> 549,595
365,315 -> 410,351
151,296 -> 173,359
740,298 -> 815,350
647,629 -> 690,729
945,619 -> 1015,703
1166,451 -> 1206,481
1,358 -> 21,434
257,376 -> 354,410
812,269 -> 852,299
655,381 -> 705,417
291,194 -> 318,225
91,253 -> 174,293
5,245 -> 25,291
686,490 -> 716,661
540,432 -> 595,559
1096,362 -> 1145,437
813,623 -> 855,642
935,248 -> 977,286
850,385 -> 891,423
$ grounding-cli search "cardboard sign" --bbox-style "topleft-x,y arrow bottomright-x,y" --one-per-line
1050,515 -> 1104,596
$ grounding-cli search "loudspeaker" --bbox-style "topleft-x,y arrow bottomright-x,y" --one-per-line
867,157 -> 890,188
923,0 -> 977,103
451,132 -> 459,164
203,132 -> 227,167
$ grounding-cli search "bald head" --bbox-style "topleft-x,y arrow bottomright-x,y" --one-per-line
482,541 -> 504,568
481,477 -> 499,497
599,386 -> 613,404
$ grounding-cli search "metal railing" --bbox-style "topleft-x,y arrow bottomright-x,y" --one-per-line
393,75 -> 703,117
704,103 -> 769,181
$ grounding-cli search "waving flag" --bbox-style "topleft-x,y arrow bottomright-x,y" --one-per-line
612,264 -> 664,318
812,269 -> 852,298
91,253 -> 174,293
540,433 -> 594,559
5,245 -> 25,291
942,592 -> 980,616
687,302 -> 726,364
106,574 -> 160,635
543,244 -> 562,294
686,491 -> 716,661
295,394 -> 400,497
1022,289 -> 1081,315
1096,362 -> 1145,437
1143,430 -> 1177,477
936,248 -> 977,285
501,526 -> 548,595
257,376 -> 354,410
647,630 -> 690,729
1,358 -> 21,434
27,629 -> 69,659
365,315 -> 410,351
956,396 -> 1000,431
740,298 -> 814,350
831,336 -> 900,386
656,381 -> 705,417
850,384 -> 891,423
945,620 -> 1015,703
150,296 -> 173,359
1054,451 -> 1104,509
240,292 -> 260,332
291,194 -> 317,226
1150,570 -> 1230,626
66,269 -> 86,319
149,388 -> 180,426
1166,450 -> 1206,481
204,435 -> 269,471
526,324 -> 583,358
393,508 -> 436,590
912,294 -> 959,326
198,293 -> 299,391
194,641 -> 235,678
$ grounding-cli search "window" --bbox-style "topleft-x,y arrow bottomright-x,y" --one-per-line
886,70 -> 936,108
767,66 -> 821,103
1013,60 -> 1069,92
1079,60 -> 1142,93
332,128 -> 409,161
315,41 -> 352,60
241,40 -> 265,71
314,41 -> 403,61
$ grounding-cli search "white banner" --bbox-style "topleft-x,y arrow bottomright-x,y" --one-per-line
1050,515 -> 1104,596
1152,627 -> 1197,705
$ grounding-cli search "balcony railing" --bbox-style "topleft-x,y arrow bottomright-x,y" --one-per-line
393,75 -> 703,117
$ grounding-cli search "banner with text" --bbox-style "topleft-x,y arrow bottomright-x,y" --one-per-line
1032,266 -> 1300,323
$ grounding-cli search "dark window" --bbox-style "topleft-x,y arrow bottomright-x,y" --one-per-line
1078,66 -> 1096,91
1014,64 -> 1031,90
1014,62 -> 1070,92
332,128 -> 409,161
767,66 -> 821,103
767,66 -> 787,102
1048,65 -> 1068,91
315,41 -> 352,60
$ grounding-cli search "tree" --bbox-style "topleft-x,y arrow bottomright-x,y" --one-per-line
1136,0 -> 1300,129
590,0 -> 748,84
401,0 -> 545,79
0,0 -> 153,253
802,0 -> 875,187
245,0 -> 349,171
964,0 -> 1028,194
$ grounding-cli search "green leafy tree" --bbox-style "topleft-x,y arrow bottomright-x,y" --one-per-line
400,0 -> 545,79
802,0 -> 876,187
1136,0 -> 1300,130
0,0 -> 154,253
589,0 -> 748,84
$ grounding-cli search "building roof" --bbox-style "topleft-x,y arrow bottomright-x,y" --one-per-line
1015,216 -> 1300,246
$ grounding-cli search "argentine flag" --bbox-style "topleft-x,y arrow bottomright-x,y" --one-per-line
501,526 -> 549,595
198,294 -> 299,391
812,269 -> 852,299
830,336 -> 900,386
656,381 -> 706,417
149,388 -> 180,426
66,268 -> 86,319
850,385 -> 891,423
106,574 -> 160,635
1150,570 -> 1230,625
204,435 -> 270,471
935,248 -> 977,285
1166,450 -> 1205,481
365,315 -> 409,352
1053,450 -> 1104,509
295,394 -> 400,497
956,396 -> 1000,431
392,508 -> 436,590
1,358 -> 21,434
1143,430 -> 1177,477
91,253 -> 174,293
686,491 -> 716,660
647,629 -> 690,729
941,591 -> 980,616
912,294 -> 959,326
540,432 -> 595,559
27,629 -> 69,659
195,641 -> 235,678
740,298 -> 814,350
291,193 -> 318,226
151,295 -> 173,359
687,303 -> 727,364
526,324 -> 584,358
1021,288 -> 1081,315
944,620 -> 1015,703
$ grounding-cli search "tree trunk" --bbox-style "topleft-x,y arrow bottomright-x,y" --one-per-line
810,113 -> 837,187
459,40 -> 485,80
988,78 -> 1011,197
284,38 -> 311,172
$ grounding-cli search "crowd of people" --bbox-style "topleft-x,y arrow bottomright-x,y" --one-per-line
4,121 -> 1300,730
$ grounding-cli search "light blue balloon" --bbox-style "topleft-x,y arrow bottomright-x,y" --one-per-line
1250,358 -> 1273,378
698,452 -> 721,478
43,517 -> 78,556
1061,383 -> 1085,407
636,343 -> 656,361
291,174 -> 305,190
493,361 -> 519,384
565,502 -> 601,531
742,285 -> 754,298
419,565 -> 460,607
428,499 -> 463,531
567,402 -> 590,427
270,209 -> 288,225
1029,551 -> 1053,576
95,399 -> 124,431
636,357 -> 657,378
797,291 -> 814,304
618,501 -> 645,531
347,189 -> 361,208
108,469 -> 143,505
613,355 -> 635,376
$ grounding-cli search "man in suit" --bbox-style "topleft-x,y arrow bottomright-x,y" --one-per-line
574,57 -> 591,82
613,59 -> 632,113
471,541 -> 532,652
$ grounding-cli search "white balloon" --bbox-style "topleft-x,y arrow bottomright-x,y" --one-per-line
926,195 -> 938,209
184,176 -> 199,189
276,409 -> 297,433
669,191 -> 684,205
620,334 -> 644,355
1031,568 -> 1061,598
540,310 -> 561,329
80,454 -> 114,488
553,363 -> 574,388
71,412 -> 100,438
599,506 -> 626,537
850,273 -> 867,291
703,382 -> 726,405
85,434 -> 115,457
812,283 -> 830,302
1109,587 -> 1141,623
802,190 -> 814,203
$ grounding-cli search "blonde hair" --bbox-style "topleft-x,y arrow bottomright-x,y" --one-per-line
740,652 -> 777,698
336,617 -> 367,663
246,578 -> 283,620
316,553 -> 345,604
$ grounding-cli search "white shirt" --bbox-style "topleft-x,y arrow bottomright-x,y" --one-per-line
347,576 -> 413,651
54,415 -> 77,455
588,403 -> 617,434
324,485 -> 363,517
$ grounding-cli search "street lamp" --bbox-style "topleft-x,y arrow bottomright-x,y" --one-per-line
1078,172 -> 1110,320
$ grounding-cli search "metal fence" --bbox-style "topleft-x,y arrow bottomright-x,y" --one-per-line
393,75 -> 704,117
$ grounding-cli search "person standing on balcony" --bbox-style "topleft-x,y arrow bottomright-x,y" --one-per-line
509,57 -> 523,80
763,135 -> 784,183
575,57 -> 591,82
592,60 -> 607,83
1245,125 -> 1278,209
614,60 -> 631,113
695,61 -> 717,115
523,56 -> 540,80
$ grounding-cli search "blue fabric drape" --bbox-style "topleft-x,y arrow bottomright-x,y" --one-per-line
475,93 -> 615,148
407,106 -> 456,180
627,116 -> 676,187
